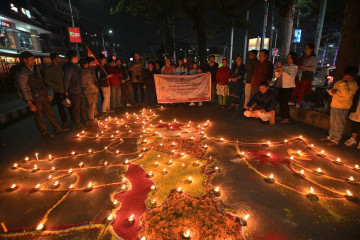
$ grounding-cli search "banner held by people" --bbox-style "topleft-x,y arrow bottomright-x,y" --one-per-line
154,73 -> 211,103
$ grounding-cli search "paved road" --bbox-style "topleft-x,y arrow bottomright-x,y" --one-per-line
0,104 -> 359,239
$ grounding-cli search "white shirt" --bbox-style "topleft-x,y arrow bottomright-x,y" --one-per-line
274,64 -> 298,88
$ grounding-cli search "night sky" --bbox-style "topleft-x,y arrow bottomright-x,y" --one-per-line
72,0 -> 273,55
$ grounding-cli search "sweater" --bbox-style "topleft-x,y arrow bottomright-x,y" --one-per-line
95,65 -> 109,87
205,62 -> 219,83
142,69 -> 155,86
63,61 -> 82,94
216,66 -> 231,85
274,64 -> 298,88
245,59 -> 257,84
251,60 -> 273,86
247,89 -> 277,112
329,79 -> 357,109
44,64 -> 64,93
129,60 -> 144,83
81,69 -> 98,94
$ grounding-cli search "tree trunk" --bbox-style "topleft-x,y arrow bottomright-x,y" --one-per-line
280,0 -> 296,62
334,0 -> 360,82
196,16 -> 207,67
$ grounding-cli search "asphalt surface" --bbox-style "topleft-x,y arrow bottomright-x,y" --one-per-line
0,104 -> 359,240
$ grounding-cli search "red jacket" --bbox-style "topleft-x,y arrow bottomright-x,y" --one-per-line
107,66 -> 123,86
216,66 -> 231,85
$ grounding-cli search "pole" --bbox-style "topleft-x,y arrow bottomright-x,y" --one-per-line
269,1 -> 274,60
102,34 -> 105,51
229,21 -> 235,64
243,8 -> 250,62
68,0 -> 79,56
315,0 -> 327,56
274,30 -> 277,49
294,10 -> 300,52
260,0 -> 269,50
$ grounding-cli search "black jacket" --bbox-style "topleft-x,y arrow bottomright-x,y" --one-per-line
247,89 -> 277,112
63,62 -> 82,94
142,69 -> 155,86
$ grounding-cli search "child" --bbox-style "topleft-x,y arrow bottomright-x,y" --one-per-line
216,58 -> 231,108
321,66 -> 358,146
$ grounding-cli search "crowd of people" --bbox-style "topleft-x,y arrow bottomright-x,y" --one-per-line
11,45 -> 360,149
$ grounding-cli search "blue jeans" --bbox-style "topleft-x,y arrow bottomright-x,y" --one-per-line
329,107 -> 349,142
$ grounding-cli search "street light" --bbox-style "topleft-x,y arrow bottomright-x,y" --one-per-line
101,29 -> 113,51
272,27 -> 278,49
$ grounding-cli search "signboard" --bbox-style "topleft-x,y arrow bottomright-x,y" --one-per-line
9,3 -> 31,19
68,27 -> 82,43
294,29 -> 302,43
0,21 -> 11,28
102,50 -> 108,58
248,38 -> 269,51
154,73 -> 211,103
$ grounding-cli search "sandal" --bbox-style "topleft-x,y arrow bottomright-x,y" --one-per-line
281,119 -> 291,124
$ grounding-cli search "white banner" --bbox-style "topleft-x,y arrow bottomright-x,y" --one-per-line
154,73 -> 211,103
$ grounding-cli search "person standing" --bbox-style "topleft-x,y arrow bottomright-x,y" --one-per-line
108,59 -> 123,112
44,52 -> 69,128
174,59 -> 187,75
96,55 -> 113,114
344,72 -> 360,149
129,52 -> 145,107
244,50 -> 258,109
205,55 -> 219,104
79,58 -> 98,121
216,58 -> 231,108
154,61 -> 162,74
142,62 -> 157,106
63,50 -> 87,130
274,52 -> 298,123
116,59 -> 132,107
15,51 -> 69,138
87,57 -> 100,117
321,66 -> 358,146
250,49 -> 274,97
161,58 -> 175,74
229,55 -> 246,109
289,43 -> 317,108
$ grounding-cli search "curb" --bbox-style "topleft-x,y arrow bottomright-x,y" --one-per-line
0,106 -> 32,129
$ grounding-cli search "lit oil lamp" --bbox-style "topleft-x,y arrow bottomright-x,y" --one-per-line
68,168 -> 73,174
87,182 -> 93,189
104,161 -> 108,166
12,163 -> 18,169
36,223 -> 44,231
88,149 -> 92,154
48,154 -> 53,160
187,176 -> 192,183
128,214 -> 135,223
150,185 -> 156,190
183,229 -> 190,239
79,162 -> 84,168
177,187 -> 182,193
24,157 -> 29,162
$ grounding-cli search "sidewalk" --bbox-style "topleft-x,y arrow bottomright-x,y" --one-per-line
0,92 -> 31,128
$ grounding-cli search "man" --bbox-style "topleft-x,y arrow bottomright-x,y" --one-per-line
250,49 -> 274,97
244,50 -> 258,109
63,50 -> 87,130
321,66 -> 358,146
142,62 -> 157,106
79,58 -> 98,121
15,51 -> 69,138
128,52 -> 144,107
44,53 -> 69,128
107,59 -> 123,111
205,55 -> 219,104
244,81 -> 277,125
95,55 -> 113,114
116,59 -> 132,107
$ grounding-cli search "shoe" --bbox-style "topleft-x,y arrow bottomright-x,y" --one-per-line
344,137 -> 357,147
320,136 -> 332,142
221,106 -> 225,109
42,133 -> 54,139
295,104 -> 300,109
259,120 -> 270,125
328,140 -> 339,146
55,127 -> 70,133
288,102 -> 295,106
189,102 -> 195,106
281,119 -> 291,124
198,102 -> 203,107
275,116 -> 282,120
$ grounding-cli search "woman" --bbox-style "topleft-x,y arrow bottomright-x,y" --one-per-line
216,58 -> 231,108
289,43 -> 317,108
274,52 -> 298,123
174,59 -> 187,75
161,58 -> 175,74
229,55 -> 245,109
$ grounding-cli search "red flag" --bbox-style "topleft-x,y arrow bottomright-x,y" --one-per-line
86,46 -> 108,75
